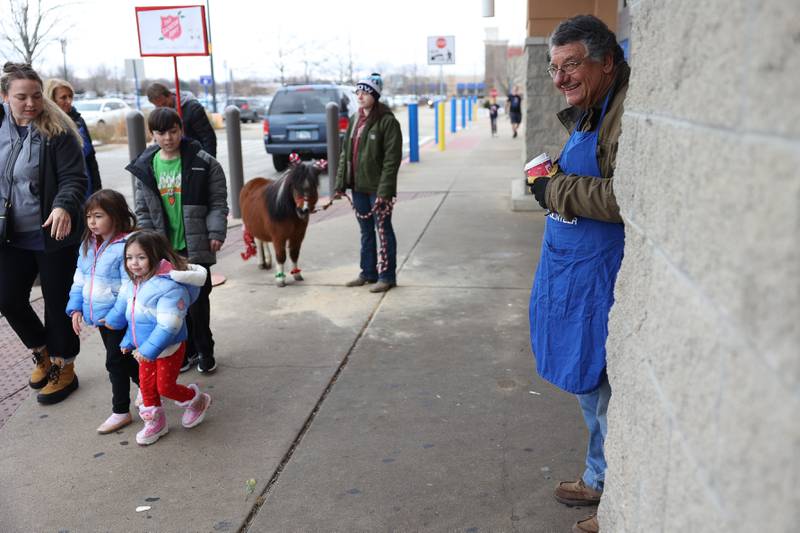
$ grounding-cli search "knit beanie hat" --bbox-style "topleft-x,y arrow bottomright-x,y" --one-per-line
356,72 -> 383,100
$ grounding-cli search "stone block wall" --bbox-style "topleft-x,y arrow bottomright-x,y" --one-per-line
600,1 -> 800,531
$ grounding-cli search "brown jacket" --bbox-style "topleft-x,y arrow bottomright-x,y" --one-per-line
545,62 -> 630,223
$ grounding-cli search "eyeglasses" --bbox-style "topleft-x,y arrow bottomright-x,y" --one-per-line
547,56 -> 587,78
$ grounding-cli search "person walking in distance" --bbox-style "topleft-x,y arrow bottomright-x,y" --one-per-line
506,85 -> 523,138
489,98 -> 500,137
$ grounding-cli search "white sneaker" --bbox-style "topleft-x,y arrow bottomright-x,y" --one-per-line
97,412 -> 133,434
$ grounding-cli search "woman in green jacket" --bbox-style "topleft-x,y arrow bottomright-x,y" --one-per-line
334,73 -> 402,293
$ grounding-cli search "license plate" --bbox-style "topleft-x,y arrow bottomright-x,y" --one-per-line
296,130 -> 312,140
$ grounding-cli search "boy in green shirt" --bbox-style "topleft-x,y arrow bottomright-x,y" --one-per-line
126,108 -> 229,374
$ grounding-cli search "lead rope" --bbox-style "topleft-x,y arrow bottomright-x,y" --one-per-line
317,193 -> 395,275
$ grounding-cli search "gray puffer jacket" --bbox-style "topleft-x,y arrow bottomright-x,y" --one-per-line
126,139 -> 228,265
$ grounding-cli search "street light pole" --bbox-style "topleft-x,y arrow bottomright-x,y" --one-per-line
206,0 -> 218,112
59,39 -> 68,82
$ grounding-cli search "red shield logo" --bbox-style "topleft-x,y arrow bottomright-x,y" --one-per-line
161,15 -> 182,41
168,196 -> 176,206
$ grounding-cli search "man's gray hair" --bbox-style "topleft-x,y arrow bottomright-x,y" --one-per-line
548,15 -> 624,65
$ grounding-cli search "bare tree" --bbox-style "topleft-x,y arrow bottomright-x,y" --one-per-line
1,0 -> 64,64
501,51 -> 526,95
272,33 -> 303,86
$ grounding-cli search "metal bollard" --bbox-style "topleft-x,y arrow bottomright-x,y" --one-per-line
325,102 -> 340,197
434,101 -> 439,146
408,103 -> 419,163
468,96 -> 473,122
126,110 -> 147,199
461,96 -> 466,129
438,99 -> 446,151
450,96 -> 457,133
225,106 -> 244,218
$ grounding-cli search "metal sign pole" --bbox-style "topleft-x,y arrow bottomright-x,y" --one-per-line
173,56 -> 183,118
133,63 -> 141,111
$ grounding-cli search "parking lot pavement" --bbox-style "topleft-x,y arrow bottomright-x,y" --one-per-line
94,106 -> 437,208
0,117 -> 589,532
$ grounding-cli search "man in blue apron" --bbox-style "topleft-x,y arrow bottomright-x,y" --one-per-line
527,15 -> 630,533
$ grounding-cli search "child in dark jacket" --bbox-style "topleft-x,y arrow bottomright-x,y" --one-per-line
103,230 -> 211,446
489,101 -> 499,137
66,190 -> 138,434
125,107 -> 229,375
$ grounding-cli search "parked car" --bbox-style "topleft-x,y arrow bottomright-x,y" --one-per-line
73,98 -> 131,140
226,97 -> 266,123
263,85 -> 357,171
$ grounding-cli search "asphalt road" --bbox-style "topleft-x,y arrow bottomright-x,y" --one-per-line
95,106 -> 439,209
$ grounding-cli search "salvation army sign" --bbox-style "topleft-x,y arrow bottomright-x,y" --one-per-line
135,5 -> 209,56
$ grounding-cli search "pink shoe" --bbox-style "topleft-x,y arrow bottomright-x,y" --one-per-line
136,406 -> 168,445
178,384 -> 211,428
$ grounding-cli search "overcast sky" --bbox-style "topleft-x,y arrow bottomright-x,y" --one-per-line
26,0 -> 526,83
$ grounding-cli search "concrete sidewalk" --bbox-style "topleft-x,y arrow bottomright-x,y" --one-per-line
0,118 -> 590,532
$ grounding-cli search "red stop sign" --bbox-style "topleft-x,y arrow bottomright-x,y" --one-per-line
436,37 -> 447,49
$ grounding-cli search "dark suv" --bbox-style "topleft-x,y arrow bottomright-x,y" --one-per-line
263,85 -> 356,171
226,97 -> 266,123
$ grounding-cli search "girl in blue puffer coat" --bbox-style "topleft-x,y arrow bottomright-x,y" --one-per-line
67,189 -> 138,434
103,230 -> 211,446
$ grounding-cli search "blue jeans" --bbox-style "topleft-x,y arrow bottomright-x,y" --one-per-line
577,374 -> 611,492
352,191 -> 396,283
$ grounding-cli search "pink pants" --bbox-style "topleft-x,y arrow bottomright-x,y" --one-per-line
138,343 -> 194,407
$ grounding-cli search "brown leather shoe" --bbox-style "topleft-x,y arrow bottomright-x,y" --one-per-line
554,478 -> 602,506
345,277 -> 376,287
369,280 -> 396,293
572,513 -> 599,533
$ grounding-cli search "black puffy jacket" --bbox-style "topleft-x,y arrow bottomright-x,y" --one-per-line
179,95 -> 217,157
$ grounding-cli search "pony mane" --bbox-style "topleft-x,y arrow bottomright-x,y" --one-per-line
264,162 -> 321,221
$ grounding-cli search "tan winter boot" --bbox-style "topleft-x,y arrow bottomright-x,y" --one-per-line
37,361 -> 79,405
29,347 -> 51,389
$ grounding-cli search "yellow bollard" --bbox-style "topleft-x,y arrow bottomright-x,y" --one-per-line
438,99 -> 446,151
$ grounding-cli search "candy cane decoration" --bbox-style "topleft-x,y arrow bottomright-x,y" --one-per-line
241,227 -> 257,260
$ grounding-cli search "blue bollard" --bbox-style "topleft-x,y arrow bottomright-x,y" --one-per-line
450,96 -> 457,133
461,97 -> 466,129
408,103 -> 419,163
434,101 -> 439,145
468,95 -> 473,122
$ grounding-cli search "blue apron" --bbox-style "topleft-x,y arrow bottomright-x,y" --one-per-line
529,90 -> 625,395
